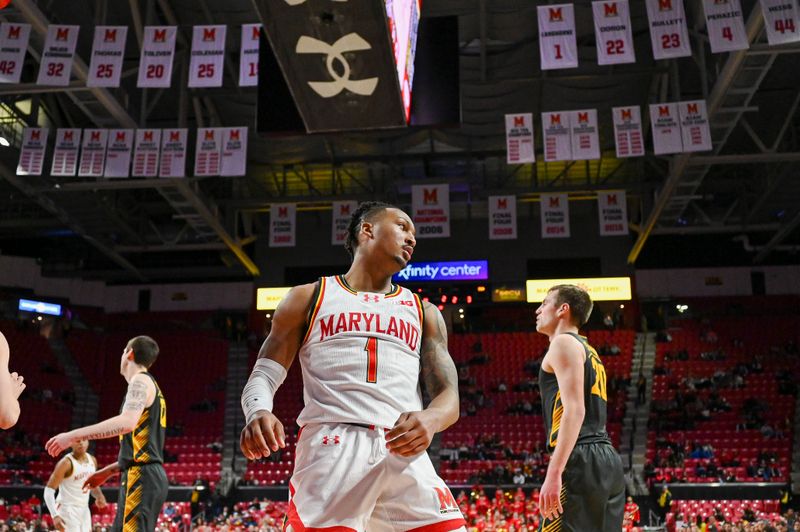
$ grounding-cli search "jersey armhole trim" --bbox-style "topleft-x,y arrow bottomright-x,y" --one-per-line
413,293 -> 425,342
301,277 -> 326,345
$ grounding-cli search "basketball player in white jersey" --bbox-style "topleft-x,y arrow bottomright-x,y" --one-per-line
44,440 -> 107,531
0,331 -> 25,429
240,201 -> 466,532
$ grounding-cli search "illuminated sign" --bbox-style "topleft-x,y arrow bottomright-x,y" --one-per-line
256,287 -> 292,310
492,287 -> 527,303
525,277 -> 632,302
18,298 -> 62,316
393,261 -> 489,282
386,0 -> 421,122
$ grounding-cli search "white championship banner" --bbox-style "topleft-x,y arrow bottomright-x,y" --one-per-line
540,193 -> 570,239
592,1 -> 636,65
542,112 -> 572,162
331,200 -> 358,245
649,103 -> 683,155
132,129 -> 162,177
538,4 -> 579,70
612,106 -> 645,158
194,128 -> 222,176
702,0 -> 748,53
760,0 -> 800,45
505,113 -> 536,164
51,129 -> 82,177
138,26 -> 177,88
598,190 -> 629,236
679,100 -> 713,152
645,0 -> 691,60
0,23 -> 31,83
239,24 -> 262,87
79,129 -> 109,177
37,25 -> 80,86
159,128 -> 188,178
104,129 -> 134,178
189,25 -> 227,88
570,109 -> 600,161
17,128 -> 48,176
221,127 -> 248,176
488,195 -> 517,240
412,184 -> 451,238
87,26 -> 128,87
270,203 -> 296,247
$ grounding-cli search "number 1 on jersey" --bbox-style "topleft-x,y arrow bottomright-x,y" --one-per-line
364,337 -> 379,383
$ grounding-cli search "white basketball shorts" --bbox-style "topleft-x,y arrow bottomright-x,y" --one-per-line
58,504 -> 92,532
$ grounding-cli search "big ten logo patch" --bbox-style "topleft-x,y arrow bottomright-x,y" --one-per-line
433,487 -> 460,514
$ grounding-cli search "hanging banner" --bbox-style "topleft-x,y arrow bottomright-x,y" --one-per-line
132,129 -> 162,177
17,128 -> 49,176
159,128 -> 188,178
269,203 -> 296,247
37,25 -> 80,86
542,111 -> 572,162
488,195 -> 517,240
87,26 -> 128,87
645,0 -> 691,60
51,129 -> 82,177
331,200 -> 358,245
540,193 -> 570,239
612,105 -> 645,158
239,23 -> 261,87
592,1 -> 636,65
569,109 -> 600,161
538,4 -> 579,70
138,26 -> 177,88
189,25 -> 227,88
0,23 -> 31,83
760,0 -> 800,45
194,128 -> 222,176
679,100 -> 713,152
597,190 -> 629,236
220,127 -> 248,176
78,129 -> 109,177
505,113 -> 536,164
104,129 -> 134,178
702,0 -> 748,53
412,184 -> 451,238
649,103 -> 683,155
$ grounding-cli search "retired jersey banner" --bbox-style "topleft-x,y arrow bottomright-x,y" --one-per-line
194,128 -> 222,176
679,100 -> 713,152
598,190 -> 629,236
51,129 -> 81,177
220,127 -> 248,176
649,103 -> 683,155
592,1 -> 636,65
17,128 -> 48,176
488,195 -> 517,240
78,129 -> 109,177
645,0 -> 691,60
88,26 -> 128,87
189,25 -> 226,88
612,106 -> 645,158
138,26 -> 177,88
538,4 -> 579,70
505,113 -> 536,164
239,24 -> 261,87
270,203 -> 296,247
37,25 -> 80,86
132,129 -> 161,177
540,193 -> 570,239
412,184 -> 450,238
159,128 -> 188,178
703,0 -> 748,53
542,112 -> 572,162
760,0 -> 800,45
104,129 -> 134,178
0,23 -> 31,83
331,200 -> 358,245
570,109 -> 600,161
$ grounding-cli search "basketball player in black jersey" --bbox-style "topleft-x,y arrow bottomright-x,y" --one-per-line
46,335 -> 168,531
535,285 -> 624,531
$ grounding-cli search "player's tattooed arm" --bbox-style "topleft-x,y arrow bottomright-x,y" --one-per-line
122,378 -> 149,414
419,302 -> 460,431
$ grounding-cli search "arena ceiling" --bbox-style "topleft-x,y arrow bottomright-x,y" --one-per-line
0,0 -> 798,283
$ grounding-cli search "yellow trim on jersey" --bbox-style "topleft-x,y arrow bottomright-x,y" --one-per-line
549,391 -> 563,449
123,466 -> 143,531
384,284 -> 402,298
334,275 -> 358,295
132,411 -> 151,463
412,293 -> 424,335
302,277 -> 327,345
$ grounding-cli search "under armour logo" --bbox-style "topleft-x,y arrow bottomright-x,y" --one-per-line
363,294 -> 380,303
296,33 -> 378,98
285,0 -> 347,4
322,435 -> 341,445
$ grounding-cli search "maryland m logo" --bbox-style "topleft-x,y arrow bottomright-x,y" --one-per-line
549,7 -> 564,22
63,130 -> 74,141
577,112 -> 589,123
169,131 -> 180,142
658,0 -> 673,11
513,116 -> 525,128
606,194 -> 618,205
434,488 -> 458,513
658,106 -> 671,117
550,114 -> 562,126
549,196 -> 561,208
423,188 -> 438,205
115,131 -> 127,142
686,103 -> 699,114
90,131 -> 102,142
278,206 -> 288,218
339,203 -> 351,215
143,131 -> 154,142
204,130 -> 215,141
603,2 -> 619,17
229,129 -> 241,141
153,29 -> 168,43
202,28 -> 217,42
621,108 -> 632,121
104,28 -> 118,42
56,27 -> 70,41
7,26 -> 21,40
497,198 -> 508,209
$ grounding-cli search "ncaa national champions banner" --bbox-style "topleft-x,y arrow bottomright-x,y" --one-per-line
412,184 -> 450,238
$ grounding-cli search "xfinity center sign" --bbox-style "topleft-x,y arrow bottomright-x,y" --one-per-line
394,260 -> 489,283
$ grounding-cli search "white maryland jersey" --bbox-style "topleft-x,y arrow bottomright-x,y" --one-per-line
56,453 -> 95,507
296,275 -> 426,428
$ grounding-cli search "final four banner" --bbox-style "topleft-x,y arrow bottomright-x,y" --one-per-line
331,200 -> 358,245
488,195 -> 517,240
412,184 -> 451,238
194,128 -> 222,176
269,203 -> 296,247
679,100 -> 712,152
37,25 -> 80,86
702,0 -> 748,53
592,1 -> 636,65
220,127 -> 248,176
612,106 -> 645,158
540,194 -> 570,239
159,128 -> 188,178
645,0 -> 691,60
239,24 -> 262,87
104,130 -> 134,178
760,0 -> 800,45
189,25 -> 226,88
138,26 -> 177,88
505,113 -> 535,164
0,23 -> 31,83
542,111 -> 572,162
51,129 -> 81,177
79,129 -> 109,177
649,102 -> 683,155
88,26 -> 128,87
569,109 -> 600,161
598,190 -> 629,236
538,4 -> 579,70
133,129 -> 161,177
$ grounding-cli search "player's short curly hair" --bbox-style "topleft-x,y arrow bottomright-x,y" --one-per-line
344,201 -> 397,259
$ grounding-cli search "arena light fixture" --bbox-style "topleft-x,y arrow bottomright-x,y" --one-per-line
0,137 -> 10,147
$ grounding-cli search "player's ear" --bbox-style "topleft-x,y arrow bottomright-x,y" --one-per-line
361,221 -> 374,241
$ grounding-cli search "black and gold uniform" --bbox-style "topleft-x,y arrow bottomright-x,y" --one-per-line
112,372 -> 168,532
538,333 -> 624,532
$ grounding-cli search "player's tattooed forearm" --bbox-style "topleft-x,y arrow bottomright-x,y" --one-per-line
84,425 -> 127,439
421,311 -> 459,399
122,380 -> 148,412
